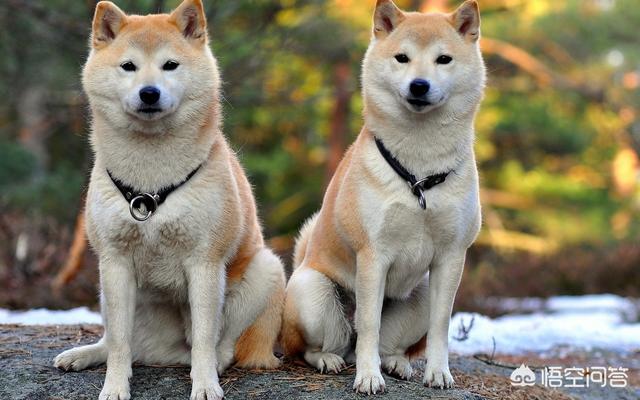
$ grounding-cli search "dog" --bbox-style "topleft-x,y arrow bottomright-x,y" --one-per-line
281,0 -> 485,394
53,1 -> 286,399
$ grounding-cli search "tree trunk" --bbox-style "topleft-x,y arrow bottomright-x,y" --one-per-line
325,62 -> 352,187
153,0 -> 166,13
17,87 -> 50,178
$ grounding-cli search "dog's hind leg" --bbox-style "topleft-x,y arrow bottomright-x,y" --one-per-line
54,337 -> 108,371
379,276 -> 429,380
216,248 -> 285,374
233,279 -> 284,370
55,296 -> 191,372
285,265 -> 352,373
131,297 -> 191,366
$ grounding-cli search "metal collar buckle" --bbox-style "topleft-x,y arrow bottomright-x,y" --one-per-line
375,136 -> 450,212
129,193 -> 160,222
409,181 -> 427,210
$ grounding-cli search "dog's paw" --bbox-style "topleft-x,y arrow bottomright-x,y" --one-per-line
382,354 -> 413,380
423,363 -> 454,389
353,368 -> 386,394
257,354 -> 281,370
54,349 -> 87,371
304,351 -> 346,374
190,382 -> 224,400
54,346 -> 102,371
317,353 -> 346,374
99,383 -> 131,400
99,365 -> 132,400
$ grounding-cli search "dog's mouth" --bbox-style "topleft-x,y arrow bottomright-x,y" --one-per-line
124,100 -> 174,123
403,94 -> 447,113
137,107 -> 163,114
407,98 -> 432,108
134,107 -> 166,121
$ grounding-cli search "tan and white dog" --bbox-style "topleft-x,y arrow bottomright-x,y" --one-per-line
281,0 -> 485,394
53,1 -> 285,399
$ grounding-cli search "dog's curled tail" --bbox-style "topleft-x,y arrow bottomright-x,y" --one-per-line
292,212 -> 319,269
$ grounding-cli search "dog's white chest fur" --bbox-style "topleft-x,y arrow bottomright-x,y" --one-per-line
382,205 -> 435,298
86,168 -> 220,300
354,146 -> 478,300
110,215 -> 196,297
365,192 -> 447,299
132,221 -> 194,296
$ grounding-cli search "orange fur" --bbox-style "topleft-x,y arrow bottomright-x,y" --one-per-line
280,295 -> 306,357
235,285 -> 285,368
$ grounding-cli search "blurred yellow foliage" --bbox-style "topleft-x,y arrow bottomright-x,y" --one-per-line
612,148 -> 638,197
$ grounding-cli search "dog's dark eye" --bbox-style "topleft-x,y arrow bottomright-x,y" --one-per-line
120,61 -> 137,72
163,61 -> 180,71
436,55 -> 453,65
394,54 -> 410,63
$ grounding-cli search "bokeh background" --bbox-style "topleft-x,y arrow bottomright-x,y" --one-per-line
0,0 -> 638,313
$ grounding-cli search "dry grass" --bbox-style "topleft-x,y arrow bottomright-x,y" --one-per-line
454,372 -> 575,400
220,358 -> 351,395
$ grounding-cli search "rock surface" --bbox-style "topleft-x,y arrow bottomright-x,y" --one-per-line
0,325 -> 637,400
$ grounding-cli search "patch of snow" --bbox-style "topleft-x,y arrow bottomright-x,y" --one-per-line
479,293 -> 638,321
547,294 -> 638,320
450,294 -> 640,356
0,307 -> 101,325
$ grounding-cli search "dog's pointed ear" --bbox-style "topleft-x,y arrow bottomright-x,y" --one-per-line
373,0 -> 405,39
92,1 -> 127,48
169,0 -> 207,42
451,0 -> 480,42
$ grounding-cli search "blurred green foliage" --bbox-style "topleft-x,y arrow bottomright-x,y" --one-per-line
0,140 -> 36,187
0,139 -> 83,220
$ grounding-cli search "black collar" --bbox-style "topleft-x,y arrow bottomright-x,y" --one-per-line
107,165 -> 202,221
374,137 -> 450,210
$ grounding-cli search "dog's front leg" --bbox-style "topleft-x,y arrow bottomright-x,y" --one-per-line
353,251 -> 388,395
186,260 -> 225,400
423,250 -> 465,389
99,254 -> 136,400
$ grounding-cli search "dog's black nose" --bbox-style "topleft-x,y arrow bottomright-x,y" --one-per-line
139,86 -> 161,105
409,79 -> 430,97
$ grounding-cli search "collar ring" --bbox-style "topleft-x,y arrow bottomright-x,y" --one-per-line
129,193 -> 158,222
